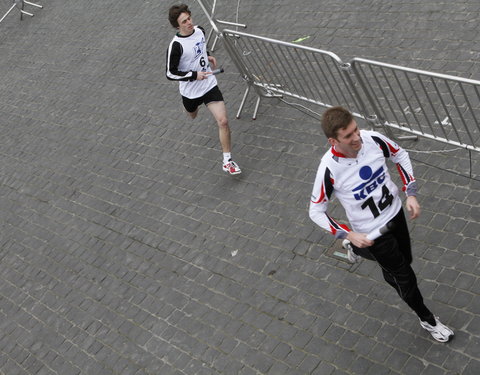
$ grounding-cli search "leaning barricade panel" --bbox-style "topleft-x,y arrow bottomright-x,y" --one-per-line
222,29 -> 369,120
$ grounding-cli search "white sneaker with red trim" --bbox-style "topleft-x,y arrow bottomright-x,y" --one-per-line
223,160 -> 241,175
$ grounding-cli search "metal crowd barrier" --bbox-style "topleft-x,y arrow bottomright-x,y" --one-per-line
0,0 -> 43,23
222,29 -> 370,122
196,0 -> 480,155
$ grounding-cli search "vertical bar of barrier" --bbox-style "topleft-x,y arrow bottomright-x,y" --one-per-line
313,54 -> 343,106
435,80 -> 461,143
351,58 -> 480,151
448,82 -> 476,146
376,66 -> 402,126
294,49 -> 317,102
390,69 -> 416,131
283,45 -> 310,99
336,63 -> 373,125
418,76 -> 450,140
252,38 -> 280,88
461,84 -> 480,135
403,71 -> 431,136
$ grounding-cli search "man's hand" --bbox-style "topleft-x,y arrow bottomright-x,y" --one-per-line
196,71 -> 211,80
346,232 -> 374,248
406,195 -> 421,219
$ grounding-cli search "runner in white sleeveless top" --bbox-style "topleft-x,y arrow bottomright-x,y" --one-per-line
166,4 -> 241,175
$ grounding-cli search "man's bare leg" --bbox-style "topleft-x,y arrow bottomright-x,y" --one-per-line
207,101 -> 241,174
207,101 -> 231,153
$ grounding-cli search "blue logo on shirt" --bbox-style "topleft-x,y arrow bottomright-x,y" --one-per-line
193,38 -> 205,61
352,166 -> 385,200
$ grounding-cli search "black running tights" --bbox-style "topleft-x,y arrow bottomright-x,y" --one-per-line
352,209 -> 435,323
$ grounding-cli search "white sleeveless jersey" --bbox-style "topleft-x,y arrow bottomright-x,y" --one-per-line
166,26 -> 217,99
309,130 -> 416,238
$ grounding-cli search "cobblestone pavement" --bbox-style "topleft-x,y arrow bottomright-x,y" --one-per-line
0,1 -> 479,374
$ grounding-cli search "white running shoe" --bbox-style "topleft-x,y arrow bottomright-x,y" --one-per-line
223,159 -> 242,175
420,316 -> 454,342
342,239 -> 360,263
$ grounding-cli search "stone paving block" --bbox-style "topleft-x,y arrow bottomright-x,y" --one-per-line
367,341 -> 392,363
421,364 -> 449,375
310,361 -> 335,375
385,347 -> 411,373
0,1 -> 479,374
450,289 -> 474,309
331,347 -> 356,371
364,362 -> 392,375
464,358 -> 480,375
403,356 -> 428,374
351,356 -> 377,375
359,318 -> 382,337
238,366 -> 257,375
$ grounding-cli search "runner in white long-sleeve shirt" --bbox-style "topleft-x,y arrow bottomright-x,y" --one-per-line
309,106 -> 453,343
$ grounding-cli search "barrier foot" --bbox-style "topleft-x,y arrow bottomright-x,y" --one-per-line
236,86 -> 250,119
24,1 -> 43,8
20,10 -> 34,17
211,35 -> 219,52
252,97 -> 261,120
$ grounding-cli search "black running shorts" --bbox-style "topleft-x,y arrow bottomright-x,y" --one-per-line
182,85 -> 224,113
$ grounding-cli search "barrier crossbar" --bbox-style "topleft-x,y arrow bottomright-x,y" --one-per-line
351,58 -> 480,152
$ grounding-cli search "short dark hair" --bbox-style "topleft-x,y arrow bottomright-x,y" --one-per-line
321,106 -> 354,139
168,4 -> 191,28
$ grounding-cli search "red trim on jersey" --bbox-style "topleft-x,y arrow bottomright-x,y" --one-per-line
339,223 -> 351,232
329,224 -> 337,235
328,216 -> 351,235
396,163 -> 414,190
331,147 -> 347,158
311,183 -> 326,204
311,175 -> 335,204
386,141 -> 400,155
397,164 -> 407,186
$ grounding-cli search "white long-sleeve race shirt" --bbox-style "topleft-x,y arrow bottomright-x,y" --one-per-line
309,130 -> 416,238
